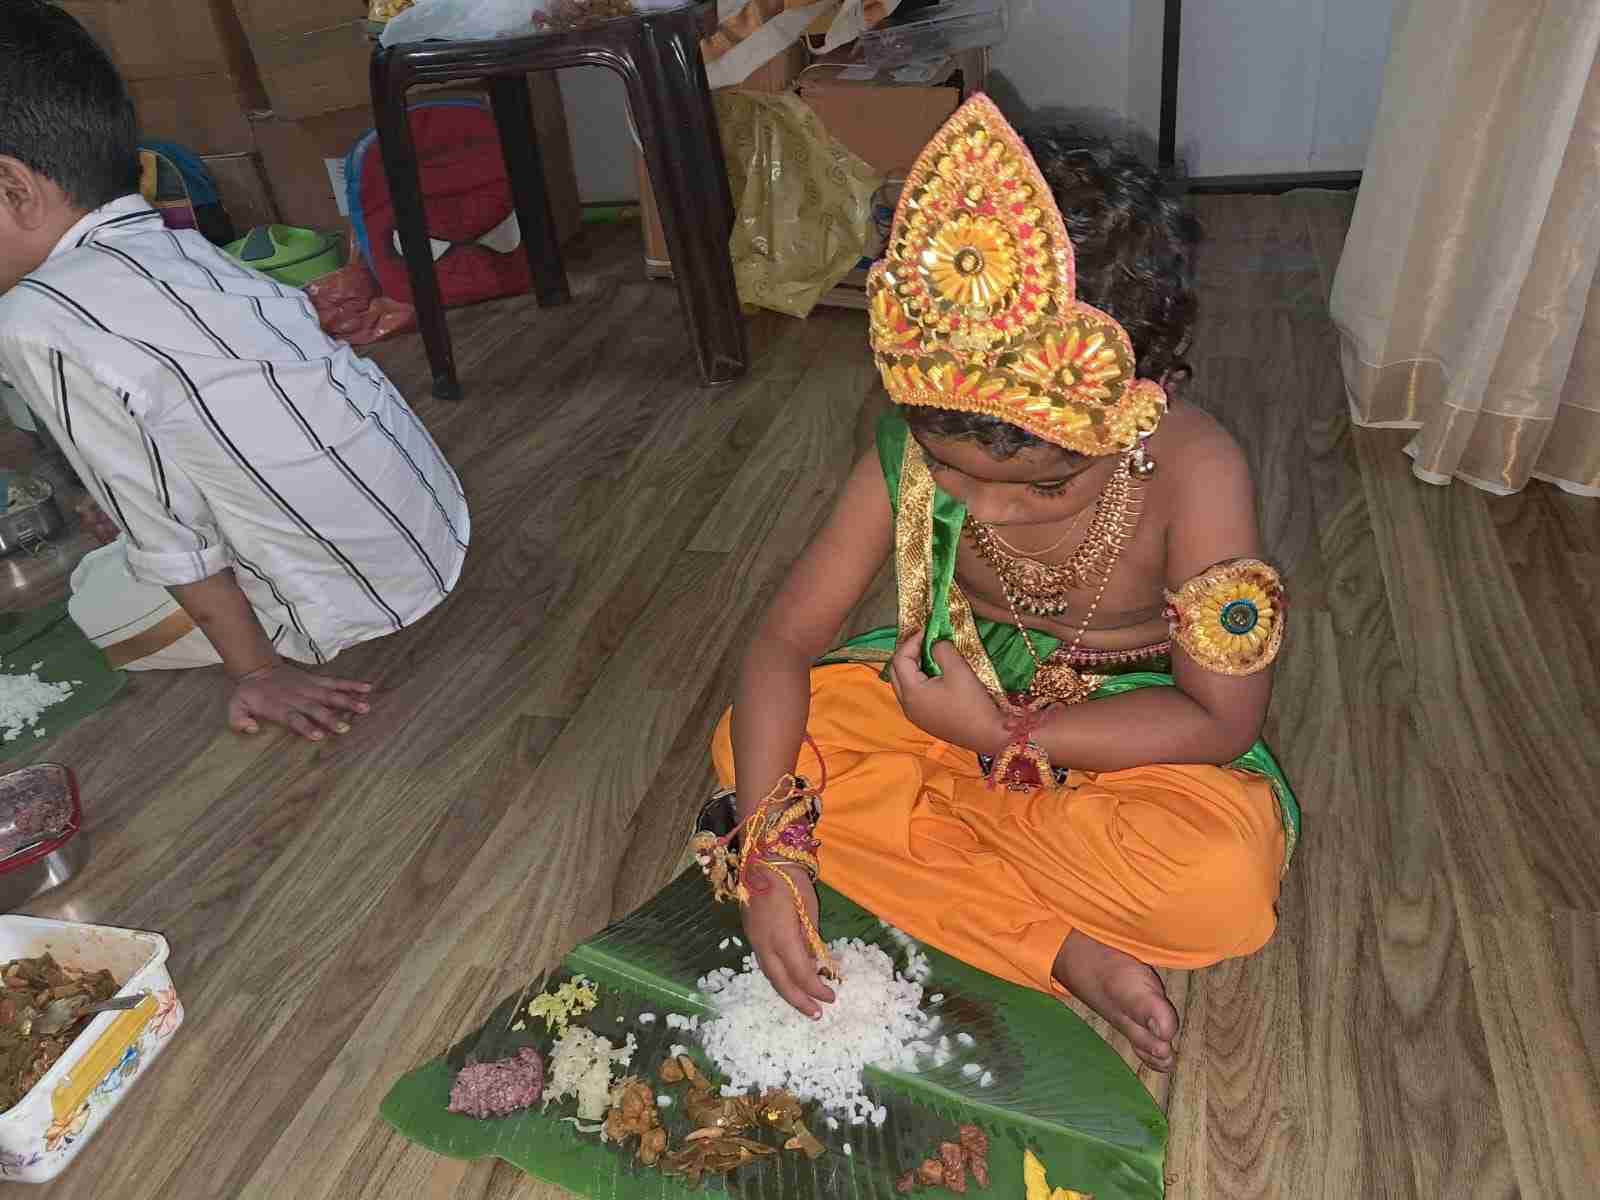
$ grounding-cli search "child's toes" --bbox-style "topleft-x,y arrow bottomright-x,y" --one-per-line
1121,1016 -> 1170,1059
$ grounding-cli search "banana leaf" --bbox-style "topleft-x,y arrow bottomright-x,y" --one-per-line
381,869 -> 1167,1198
0,602 -> 126,764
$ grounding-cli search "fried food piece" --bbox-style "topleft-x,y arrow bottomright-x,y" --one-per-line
0,956 -> 120,1112
939,1142 -> 968,1192
684,1088 -> 757,1132
970,1155 -> 990,1188
605,1078 -> 656,1139
784,1123 -> 827,1159
639,1125 -> 668,1166
958,1124 -> 988,1161
604,1077 -> 671,1164
662,1131 -> 776,1184
757,1089 -> 806,1131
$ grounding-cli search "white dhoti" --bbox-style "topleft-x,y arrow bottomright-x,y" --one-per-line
68,539 -> 221,671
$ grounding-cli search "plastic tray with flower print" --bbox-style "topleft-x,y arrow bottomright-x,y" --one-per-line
0,917 -> 183,1183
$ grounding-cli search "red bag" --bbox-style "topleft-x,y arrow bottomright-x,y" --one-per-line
351,100 -> 531,310
306,233 -> 418,346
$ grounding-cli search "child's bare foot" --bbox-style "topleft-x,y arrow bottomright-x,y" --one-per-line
1052,930 -> 1178,1072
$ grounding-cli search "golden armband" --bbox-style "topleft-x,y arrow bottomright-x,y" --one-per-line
1164,558 -> 1286,675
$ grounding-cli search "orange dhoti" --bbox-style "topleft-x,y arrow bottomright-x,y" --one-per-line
712,664 -> 1286,996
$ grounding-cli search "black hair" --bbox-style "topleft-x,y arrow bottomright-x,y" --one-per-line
903,128 -> 1201,460
902,408 -> 1067,460
0,1 -> 140,210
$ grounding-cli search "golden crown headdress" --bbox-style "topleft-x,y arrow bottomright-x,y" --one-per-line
867,94 -> 1167,457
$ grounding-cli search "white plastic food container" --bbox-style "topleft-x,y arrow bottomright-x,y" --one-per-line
0,916 -> 183,1183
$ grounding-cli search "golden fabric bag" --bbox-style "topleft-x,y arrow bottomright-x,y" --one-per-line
714,90 -> 882,318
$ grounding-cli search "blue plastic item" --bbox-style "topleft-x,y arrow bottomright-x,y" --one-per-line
343,99 -> 490,276
137,140 -> 220,208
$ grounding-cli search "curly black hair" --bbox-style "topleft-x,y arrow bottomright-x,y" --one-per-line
903,128 -> 1201,460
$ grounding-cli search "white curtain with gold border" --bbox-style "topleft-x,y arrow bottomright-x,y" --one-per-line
1330,0 -> 1600,496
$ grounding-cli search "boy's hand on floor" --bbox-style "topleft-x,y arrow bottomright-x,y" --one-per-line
742,864 -> 835,1019
227,662 -> 374,741
890,635 -> 1007,753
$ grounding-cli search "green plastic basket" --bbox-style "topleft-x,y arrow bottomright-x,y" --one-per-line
223,224 -> 344,287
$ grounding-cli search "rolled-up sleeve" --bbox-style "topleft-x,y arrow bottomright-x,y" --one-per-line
8,344 -> 227,587
118,448 -> 230,586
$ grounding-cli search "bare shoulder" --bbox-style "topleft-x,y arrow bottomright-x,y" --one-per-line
1149,403 -> 1252,493
1147,404 -> 1263,586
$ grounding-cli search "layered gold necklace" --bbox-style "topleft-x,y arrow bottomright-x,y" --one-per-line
965,455 -> 1143,704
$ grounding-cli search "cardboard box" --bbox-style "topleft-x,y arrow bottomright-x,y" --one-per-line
639,154 -> 671,276
251,76 -> 582,244
203,153 -> 281,233
246,18 -> 374,123
796,50 -> 987,175
801,50 -> 986,309
229,0 -> 369,120
63,0 -> 268,154
129,74 -> 256,155
60,0 -> 258,85
250,107 -> 376,231
233,0 -> 369,43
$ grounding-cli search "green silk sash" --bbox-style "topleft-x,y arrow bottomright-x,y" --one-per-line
820,411 -> 1300,867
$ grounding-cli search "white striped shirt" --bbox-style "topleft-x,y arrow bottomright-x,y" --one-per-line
0,196 -> 469,665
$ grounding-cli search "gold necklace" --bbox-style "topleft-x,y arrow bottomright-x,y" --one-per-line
974,455 -> 1144,705
984,501 -> 1094,561
965,459 -> 1137,615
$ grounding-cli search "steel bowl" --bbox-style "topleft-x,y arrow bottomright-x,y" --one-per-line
0,837 -> 87,911
0,476 -> 66,557
0,764 -> 85,911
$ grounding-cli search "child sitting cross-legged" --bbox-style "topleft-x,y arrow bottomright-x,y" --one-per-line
696,96 -> 1297,1073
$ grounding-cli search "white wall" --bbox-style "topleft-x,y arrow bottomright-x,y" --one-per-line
556,0 -> 1395,200
558,0 -> 1152,201
558,68 -> 639,204
1126,0 -> 1166,154
989,0 -> 1133,124
1175,0 -> 1394,177
1309,0 -> 1394,171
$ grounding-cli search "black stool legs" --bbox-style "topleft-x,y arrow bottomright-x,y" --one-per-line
626,21 -> 749,386
371,50 -> 463,401
489,72 -> 572,310
370,2 -> 748,400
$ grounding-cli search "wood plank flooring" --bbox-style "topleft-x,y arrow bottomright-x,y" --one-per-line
6,194 -> 1595,1198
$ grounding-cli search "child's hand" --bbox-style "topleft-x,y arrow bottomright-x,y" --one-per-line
742,864 -> 835,1019
227,662 -> 374,741
890,635 -> 1007,753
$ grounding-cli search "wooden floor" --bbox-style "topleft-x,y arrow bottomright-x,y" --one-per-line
10,193 -> 1597,1198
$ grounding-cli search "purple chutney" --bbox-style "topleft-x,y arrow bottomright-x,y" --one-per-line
447,1047 -> 545,1119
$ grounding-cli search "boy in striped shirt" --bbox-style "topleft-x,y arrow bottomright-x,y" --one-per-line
0,2 -> 469,740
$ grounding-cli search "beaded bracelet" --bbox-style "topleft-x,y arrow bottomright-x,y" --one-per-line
692,742 -> 838,979
987,699 -> 1057,792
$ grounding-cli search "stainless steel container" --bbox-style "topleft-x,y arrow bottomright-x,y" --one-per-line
0,476 -> 66,557
0,836 -> 87,911
0,763 -> 86,911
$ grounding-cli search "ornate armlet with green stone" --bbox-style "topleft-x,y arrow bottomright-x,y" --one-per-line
1164,558 -> 1286,676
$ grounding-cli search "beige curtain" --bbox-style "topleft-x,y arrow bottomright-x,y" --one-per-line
1330,0 -> 1600,496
